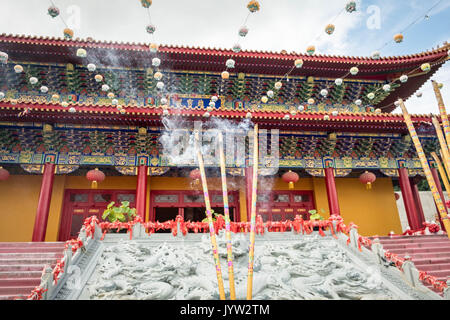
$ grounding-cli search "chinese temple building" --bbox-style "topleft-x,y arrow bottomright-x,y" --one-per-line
0,34 -> 449,243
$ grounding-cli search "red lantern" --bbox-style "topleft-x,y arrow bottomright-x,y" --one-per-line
282,170 -> 299,189
0,167 -> 10,180
189,168 -> 201,188
359,171 -> 376,189
394,192 -> 400,200
86,168 -> 105,189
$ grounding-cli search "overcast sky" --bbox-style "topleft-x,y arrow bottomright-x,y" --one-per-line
1,0 -> 449,114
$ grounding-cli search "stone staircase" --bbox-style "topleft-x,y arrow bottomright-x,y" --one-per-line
375,234 -> 450,293
0,242 -> 65,300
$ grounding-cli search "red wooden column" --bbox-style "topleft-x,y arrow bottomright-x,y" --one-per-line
410,176 -> 426,227
32,163 -> 55,242
136,165 -> 148,221
430,166 -> 447,231
245,166 -> 253,221
324,167 -> 340,215
398,167 -> 420,230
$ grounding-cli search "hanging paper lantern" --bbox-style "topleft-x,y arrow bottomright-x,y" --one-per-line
203,112 -> 210,118
146,24 -> 156,34
239,26 -> 249,37
154,71 -> 163,80
246,112 -> 252,119
68,107 -> 76,113
112,99 -> 118,105
221,71 -> 229,79
51,94 -> 60,101
350,66 -> 359,75
63,28 -> 74,40
298,105 -> 305,111
0,92 -> 5,99
367,92 -> 375,100
416,92 -> 423,98
294,59 -> 303,68
324,115 -> 330,120
375,108 -> 381,114
226,59 -> 235,68
48,6 -> 60,18
346,1 -> 356,13
274,81 -> 282,90
76,48 -> 87,58
94,74 -> 103,82
420,63 -> 431,72
0,167 -> 10,180
393,33 -> 404,43
332,110 -> 339,116
120,109 -> 126,114
0,52 -> 8,64
335,78 -> 343,86
359,171 -> 376,189
152,57 -> 161,67
325,24 -> 335,35
61,101 -> 69,108
211,95 -> 218,102
383,84 -> 391,92
355,99 -> 362,106
107,92 -> 115,99
400,75 -> 408,83
307,98 -> 315,105
29,77 -> 38,85
87,63 -> 96,72
86,168 -> 105,189
371,51 -> 381,60
232,44 -> 242,53
117,105 -> 123,112
290,110 -> 297,116
261,96 -> 268,103
438,83 -> 444,89
306,45 -> 315,55
101,84 -> 110,92
320,89 -> 328,97
394,100 -> 401,107
14,65 -> 23,73
156,81 -> 165,90
267,90 -> 274,98
283,114 -> 290,120
247,0 -> 260,13
149,43 -> 159,53
282,170 -> 299,189
141,0 -> 152,8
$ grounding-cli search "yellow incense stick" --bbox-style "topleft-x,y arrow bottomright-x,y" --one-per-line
432,80 -> 450,150
399,99 -> 450,240
217,131 -> 236,300
431,152 -> 450,194
247,124 -> 259,300
194,130 -> 226,300
432,117 -> 450,179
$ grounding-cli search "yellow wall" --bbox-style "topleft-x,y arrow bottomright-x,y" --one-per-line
0,173 -> 401,241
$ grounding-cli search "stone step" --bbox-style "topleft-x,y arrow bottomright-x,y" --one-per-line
0,278 -> 41,287
384,247 -> 450,255
0,258 -> 60,265
0,247 -> 65,254
413,263 -> 450,272
424,269 -> 450,279
0,271 -> 42,279
0,252 -> 63,259
0,285 -> 35,296
0,242 -> 65,248
378,238 -> 450,245
406,252 -> 450,260
411,257 -> 450,266
0,264 -> 54,272
381,242 -> 450,250
374,235 -> 447,240
0,294 -> 28,300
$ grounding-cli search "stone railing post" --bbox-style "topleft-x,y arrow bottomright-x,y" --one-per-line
349,226 -> 359,250
39,266 -> 54,300
371,238 -> 385,265
401,255 -> 421,287
444,279 -> 450,300
132,222 -> 146,239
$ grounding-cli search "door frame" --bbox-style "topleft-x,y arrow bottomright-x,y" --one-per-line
255,190 -> 315,221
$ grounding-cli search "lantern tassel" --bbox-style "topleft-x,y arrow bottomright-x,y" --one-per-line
366,182 -> 371,190
289,181 -> 294,189
91,180 -> 98,189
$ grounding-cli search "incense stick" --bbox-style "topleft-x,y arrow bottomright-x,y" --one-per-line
432,117 -> 450,180
246,124 -> 259,300
217,131 -> 236,300
194,130 -> 226,300
431,151 -> 450,194
432,80 -> 450,149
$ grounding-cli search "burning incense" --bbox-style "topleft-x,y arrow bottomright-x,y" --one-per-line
431,152 -> 450,194
432,80 -> 450,149
194,130 -> 226,300
217,131 -> 236,300
247,124 -> 259,300
399,99 -> 450,240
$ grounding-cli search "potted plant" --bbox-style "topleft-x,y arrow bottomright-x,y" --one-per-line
102,201 -> 137,233
309,209 -> 325,231
201,209 -> 225,223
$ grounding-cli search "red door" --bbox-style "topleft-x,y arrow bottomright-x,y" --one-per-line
58,189 -> 136,241
256,191 -> 315,222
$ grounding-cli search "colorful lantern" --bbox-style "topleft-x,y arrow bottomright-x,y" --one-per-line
420,63 -> 431,72
400,75 -> 408,83
294,59 -> 303,68
367,92 -> 375,100
393,33 -> 404,43
112,98 -> 118,105
51,94 -> 60,101
416,92 -> 423,98
146,24 -> 156,34
350,66 -> 359,75
306,45 -> 315,55
324,115 -> 330,120
335,78 -> 343,86
0,92 -> 4,99
29,77 -> 38,85
298,105 -> 305,111
211,95 -> 218,102
383,84 -> 391,92
141,0 -> 152,8
0,167 -> 10,181
226,59 -> 235,68
239,26 -> 249,37
95,74 -> 103,82
283,114 -> 290,120
261,96 -> 268,103
267,90 -> 274,98
325,24 -> 335,35
274,81 -> 282,90
87,63 -> 96,72
101,84 -> 110,92
355,99 -> 362,106
154,71 -> 163,80
86,168 -> 105,189
63,28 -> 74,40
14,65 -> 23,73
156,81 -> 164,90
320,89 -> 328,97
282,170 -> 299,189
152,57 -> 161,67
221,71 -> 229,79
359,171 -> 376,189
246,112 -> 252,119
203,112 -> 210,118
332,110 -> 339,116
149,43 -> 159,53
69,107 -> 76,113
48,6 -> 60,18
76,48 -> 87,58
232,44 -> 242,53
107,92 -> 115,99
0,52 -> 8,64
290,110 -> 297,116
346,1 -> 356,13
61,101 -> 69,108
371,51 -> 381,60
247,0 -> 260,13
307,98 -> 315,105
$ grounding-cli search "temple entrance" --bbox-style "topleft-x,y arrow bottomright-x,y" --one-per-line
256,191 -> 315,222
